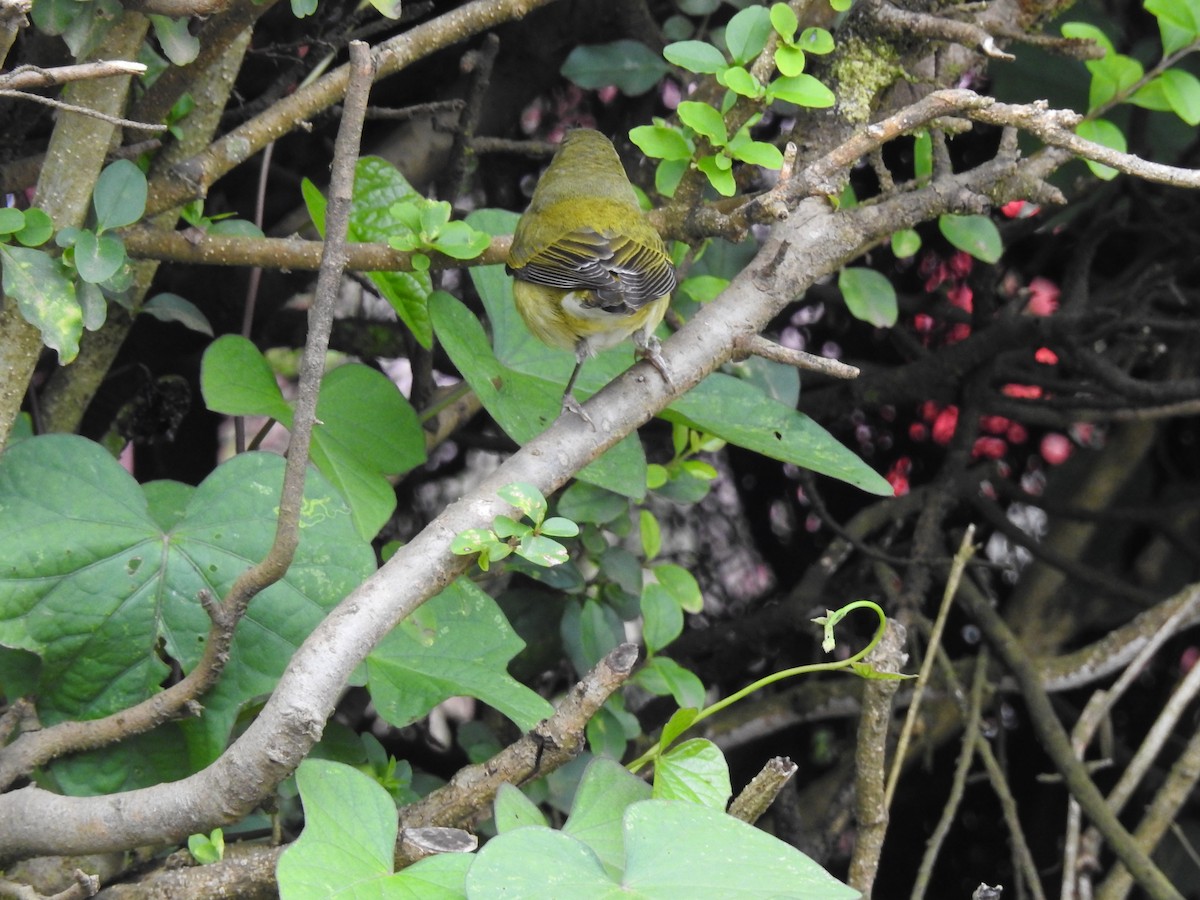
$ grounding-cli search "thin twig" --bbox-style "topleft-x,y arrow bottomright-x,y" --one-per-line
910,650 -> 988,900
972,716 -> 1047,900
268,39 -> 374,545
365,98 -> 464,121
1099,615 -> 1200,816
0,60 -> 146,89
234,140 -> 275,454
732,334 -> 861,379
959,579 -> 1184,900
0,89 -> 167,132
870,0 -> 1015,60
444,33 -> 499,199
930,642 -> 1048,900
887,525 -> 977,808
1062,590 -> 1200,898
1096,720 -> 1200,900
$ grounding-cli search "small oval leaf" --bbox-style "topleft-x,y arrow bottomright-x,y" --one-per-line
838,267 -> 899,327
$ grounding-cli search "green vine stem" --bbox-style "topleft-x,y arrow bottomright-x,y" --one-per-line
627,599 -> 890,774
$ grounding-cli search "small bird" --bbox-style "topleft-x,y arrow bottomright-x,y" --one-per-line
506,128 -> 677,422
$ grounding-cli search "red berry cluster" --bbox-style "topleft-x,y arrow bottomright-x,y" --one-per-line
881,205 -> 1092,497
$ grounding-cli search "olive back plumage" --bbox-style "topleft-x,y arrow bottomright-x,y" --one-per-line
506,129 -> 677,318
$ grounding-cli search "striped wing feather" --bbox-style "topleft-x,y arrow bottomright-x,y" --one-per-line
511,228 -> 676,315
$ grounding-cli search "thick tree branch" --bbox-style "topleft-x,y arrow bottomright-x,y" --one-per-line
118,227 -> 511,270
398,643 -> 639,833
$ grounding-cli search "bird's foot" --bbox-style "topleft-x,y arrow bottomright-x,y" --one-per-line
560,393 -> 596,430
635,335 -> 674,390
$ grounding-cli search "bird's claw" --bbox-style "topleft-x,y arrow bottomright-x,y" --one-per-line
635,336 -> 674,390
560,393 -> 596,430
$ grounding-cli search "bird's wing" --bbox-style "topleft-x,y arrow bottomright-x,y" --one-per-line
512,229 -> 618,291
511,229 -> 676,314
601,234 -> 677,310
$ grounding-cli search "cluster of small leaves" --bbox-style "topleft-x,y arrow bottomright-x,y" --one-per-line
303,156 -> 491,348
1063,2 -> 1200,179
356,733 -> 419,805
57,160 -> 144,288
560,466 -> 709,758
307,158 -> 493,280
187,829 -> 225,865
3,161 -> 142,362
630,3 -> 837,196
178,199 -> 264,240
452,483 -> 581,571
163,92 -> 195,141
647,422 -> 723,504
386,197 -> 492,272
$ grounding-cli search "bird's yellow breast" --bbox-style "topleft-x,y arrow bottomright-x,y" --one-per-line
512,281 -> 669,357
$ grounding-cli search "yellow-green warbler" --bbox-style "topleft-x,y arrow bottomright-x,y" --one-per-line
506,129 -> 677,421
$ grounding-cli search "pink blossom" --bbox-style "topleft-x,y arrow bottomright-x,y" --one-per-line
980,415 -> 1010,434
946,323 -> 971,344
1035,347 -> 1059,365
661,80 -> 682,109
932,406 -> 959,445
924,264 -> 950,293
946,283 -> 973,312
908,422 -> 928,442
913,313 -> 935,333
1040,432 -> 1072,465
1006,422 -> 1028,444
886,458 -> 912,496
1000,200 -> 1040,219
1180,645 -> 1200,675
1070,422 -> 1102,448
948,251 -> 973,278
972,436 -> 1008,459
1026,277 -> 1060,316
1002,383 -> 1043,399
520,101 -> 543,135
